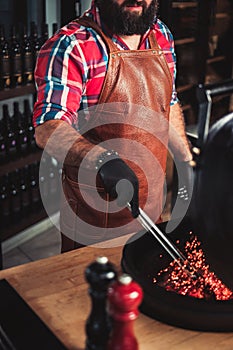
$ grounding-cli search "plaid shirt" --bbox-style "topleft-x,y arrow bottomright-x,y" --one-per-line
33,2 -> 178,127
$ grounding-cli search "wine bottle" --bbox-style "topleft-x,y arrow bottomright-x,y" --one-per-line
48,161 -> 58,204
22,26 -> 34,85
52,23 -> 58,35
23,99 -> 37,152
0,24 -> 11,90
9,170 -> 21,223
0,174 -> 10,228
2,104 -> 18,159
10,25 -> 23,88
30,22 -> 41,66
39,155 -> 49,203
40,22 -> 49,46
13,101 -> 28,155
0,120 -> 7,164
19,166 -> 30,216
29,163 -> 41,211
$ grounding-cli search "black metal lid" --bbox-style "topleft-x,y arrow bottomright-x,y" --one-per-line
192,112 -> 233,290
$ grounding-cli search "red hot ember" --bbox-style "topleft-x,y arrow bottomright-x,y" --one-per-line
154,232 -> 233,301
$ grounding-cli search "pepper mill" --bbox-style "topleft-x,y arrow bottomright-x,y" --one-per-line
85,256 -> 117,350
107,274 -> 143,350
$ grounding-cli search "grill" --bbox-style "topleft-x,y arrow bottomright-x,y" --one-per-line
121,218 -> 233,332
122,112 -> 233,332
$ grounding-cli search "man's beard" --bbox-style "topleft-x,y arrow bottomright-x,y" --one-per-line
95,0 -> 159,36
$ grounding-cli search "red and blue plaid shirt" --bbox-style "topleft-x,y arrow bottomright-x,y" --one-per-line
33,2 -> 178,128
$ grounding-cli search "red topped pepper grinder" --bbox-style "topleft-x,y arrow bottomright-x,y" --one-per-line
107,273 -> 143,350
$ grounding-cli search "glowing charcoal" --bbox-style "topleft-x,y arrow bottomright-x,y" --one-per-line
155,232 -> 233,301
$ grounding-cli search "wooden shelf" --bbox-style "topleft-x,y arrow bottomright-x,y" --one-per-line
172,2 -> 198,9
0,84 -> 36,101
182,104 -> 192,111
177,84 -> 194,93
212,93 -> 233,103
175,37 -> 196,45
207,55 -> 226,64
216,12 -> 230,19
0,149 -> 42,176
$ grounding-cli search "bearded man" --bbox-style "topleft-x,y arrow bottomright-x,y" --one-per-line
33,0 -> 193,252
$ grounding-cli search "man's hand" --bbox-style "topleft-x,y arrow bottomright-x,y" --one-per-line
98,158 -> 139,218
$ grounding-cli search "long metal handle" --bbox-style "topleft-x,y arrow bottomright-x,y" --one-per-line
138,207 -> 187,263
127,203 -> 200,279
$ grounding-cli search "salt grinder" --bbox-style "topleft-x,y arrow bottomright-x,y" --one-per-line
107,274 -> 143,350
84,256 -> 117,350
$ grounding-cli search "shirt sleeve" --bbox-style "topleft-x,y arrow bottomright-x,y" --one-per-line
33,32 -> 85,127
155,19 -> 178,106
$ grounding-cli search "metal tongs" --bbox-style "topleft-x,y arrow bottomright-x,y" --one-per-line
127,203 -> 201,280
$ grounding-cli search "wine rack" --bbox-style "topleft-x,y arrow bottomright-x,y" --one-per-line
159,0 -> 200,126
0,94 -> 62,242
159,0 -> 233,128
0,19 -> 60,269
159,0 -> 233,216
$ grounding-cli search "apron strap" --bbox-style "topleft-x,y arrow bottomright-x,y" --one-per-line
74,16 -> 118,53
148,30 -> 160,50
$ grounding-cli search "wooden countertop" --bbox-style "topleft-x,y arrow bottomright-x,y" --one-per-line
1,242 -> 233,350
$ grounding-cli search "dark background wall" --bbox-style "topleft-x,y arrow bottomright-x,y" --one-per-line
0,0 -> 45,38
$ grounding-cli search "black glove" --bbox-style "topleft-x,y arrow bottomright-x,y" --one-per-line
97,158 -> 139,218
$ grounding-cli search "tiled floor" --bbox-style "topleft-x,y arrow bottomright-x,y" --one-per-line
2,225 -> 61,270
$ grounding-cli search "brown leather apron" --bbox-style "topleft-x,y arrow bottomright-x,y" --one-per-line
60,17 -> 173,252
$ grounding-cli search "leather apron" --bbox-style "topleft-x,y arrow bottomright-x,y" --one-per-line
60,17 -> 173,251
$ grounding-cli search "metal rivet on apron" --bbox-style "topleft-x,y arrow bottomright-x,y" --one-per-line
112,53 -> 115,58
117,53 -> 121,56
152,50 -> 156,54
